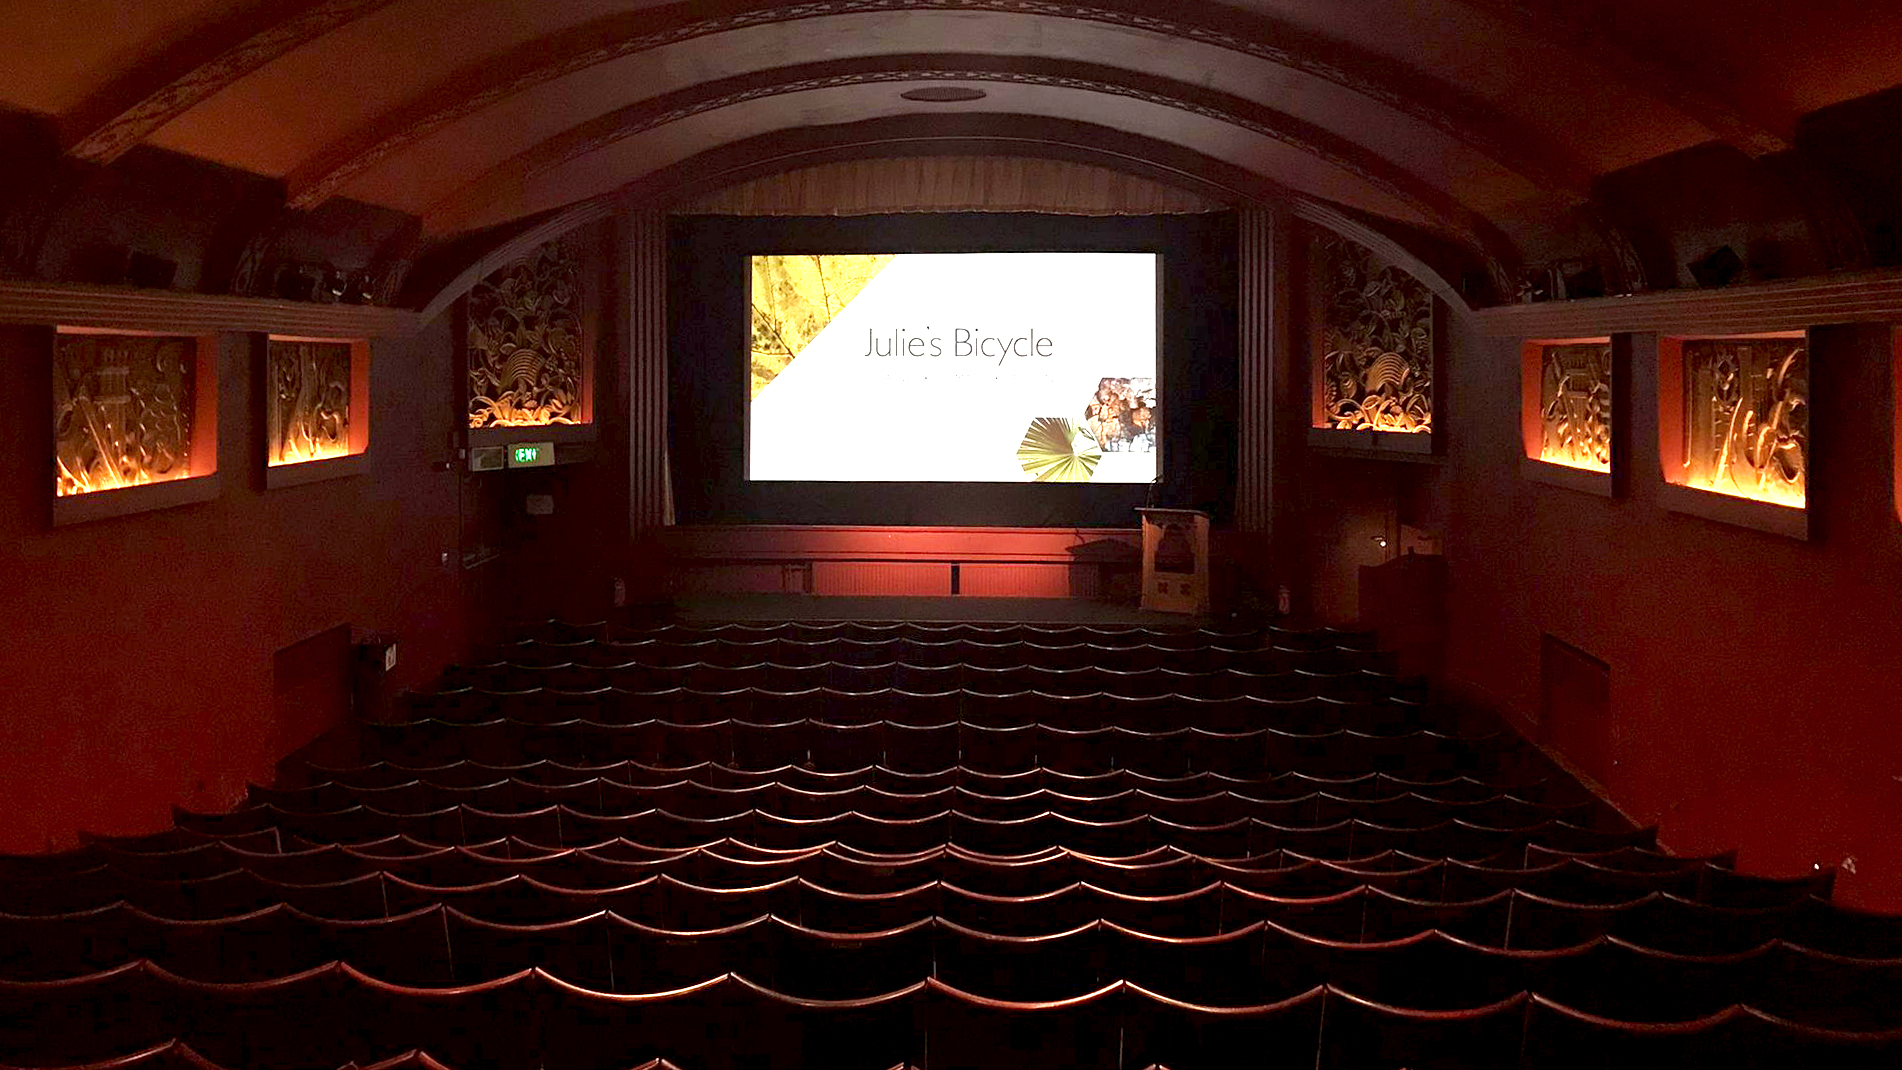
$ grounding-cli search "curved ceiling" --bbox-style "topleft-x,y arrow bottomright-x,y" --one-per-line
2,0 -> 1899,302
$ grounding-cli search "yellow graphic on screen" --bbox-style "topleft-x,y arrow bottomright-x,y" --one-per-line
750,254 -> 894,399
1016,417 -> 1101,482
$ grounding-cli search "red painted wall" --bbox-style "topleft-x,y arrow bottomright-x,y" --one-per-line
1424,314 -> 1902,910
0,313 -> 486,852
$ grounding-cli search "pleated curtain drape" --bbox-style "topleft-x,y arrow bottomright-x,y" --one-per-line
679,156 -> 1226,217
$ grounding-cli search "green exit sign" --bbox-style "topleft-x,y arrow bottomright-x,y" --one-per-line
506,441 -> 555,468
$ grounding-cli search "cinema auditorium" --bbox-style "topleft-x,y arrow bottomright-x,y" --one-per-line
3,1 -> 1901,1066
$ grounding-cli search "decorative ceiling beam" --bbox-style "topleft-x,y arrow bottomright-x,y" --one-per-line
62,0 -> 398,164
406,113 -> 1488,323
286,0 -> 1599,212
416,53 -> 1521,283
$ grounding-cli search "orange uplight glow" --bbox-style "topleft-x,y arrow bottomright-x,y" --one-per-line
266,337 -> 369,467
1659,333 -> 1808,510
1521,337 -> 1612,473
1540,451 -> 1606,472
275,439 -> 352,464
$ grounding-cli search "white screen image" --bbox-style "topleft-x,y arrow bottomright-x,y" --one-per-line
748,252 -> 1159,483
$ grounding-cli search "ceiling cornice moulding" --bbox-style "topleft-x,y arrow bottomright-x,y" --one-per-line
283,0 -> 1592,211
1474,269 -> 1902,337
417,53 -> 1514,277
0,279 -> 420,337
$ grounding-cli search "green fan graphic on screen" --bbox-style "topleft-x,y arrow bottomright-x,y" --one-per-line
1016,417 -> 1101,482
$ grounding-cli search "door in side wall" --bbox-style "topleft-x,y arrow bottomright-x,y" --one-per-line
1540,634 -> 1612,786
272,624 -> 353,766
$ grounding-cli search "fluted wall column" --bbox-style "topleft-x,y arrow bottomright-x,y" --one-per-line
1235,205 -> 1277,535
626,208 -> 673,534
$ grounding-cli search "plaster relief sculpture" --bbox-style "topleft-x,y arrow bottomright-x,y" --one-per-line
54,333 -> 195,495
267,339 -> 351,464
1680,339 -> 1807,507
468,240 -> 584,428
1540,342 -> 1612,472
1316,234 -> 1434,433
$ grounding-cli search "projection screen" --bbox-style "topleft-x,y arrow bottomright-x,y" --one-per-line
747,252 -> 1159,483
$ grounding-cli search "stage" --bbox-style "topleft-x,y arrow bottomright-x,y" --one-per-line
666,594 -> 1227,627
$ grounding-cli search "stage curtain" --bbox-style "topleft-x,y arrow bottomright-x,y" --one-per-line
680,156 -> 1225,217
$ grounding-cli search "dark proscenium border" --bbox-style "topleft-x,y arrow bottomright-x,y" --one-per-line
667,210 -> 1239,527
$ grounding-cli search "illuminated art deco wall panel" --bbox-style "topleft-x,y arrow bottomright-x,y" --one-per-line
1311,233 -> 1435,436
52,328 -> 220,525
1520,338 -> 1613,494
55,332 -> 200,495
1665,335 -> 1807,509
268,339 -> 355,464
467,239 -> 589,429
1535,342 -> 1612,471
265,336 -> 369,487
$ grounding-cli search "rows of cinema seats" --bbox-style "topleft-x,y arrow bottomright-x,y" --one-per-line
3,619 -> 1900,1070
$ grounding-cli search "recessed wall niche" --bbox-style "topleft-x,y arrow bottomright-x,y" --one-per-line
465,239 -> 592,438
1520,337 -> 1613,496
1308,231 -> 1437,457
264,335 -> 370,489
1657,331 -> 1809,538
53,327 -> 220,525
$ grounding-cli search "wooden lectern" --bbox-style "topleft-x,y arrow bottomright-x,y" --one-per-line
1137,508 -> 1210,614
